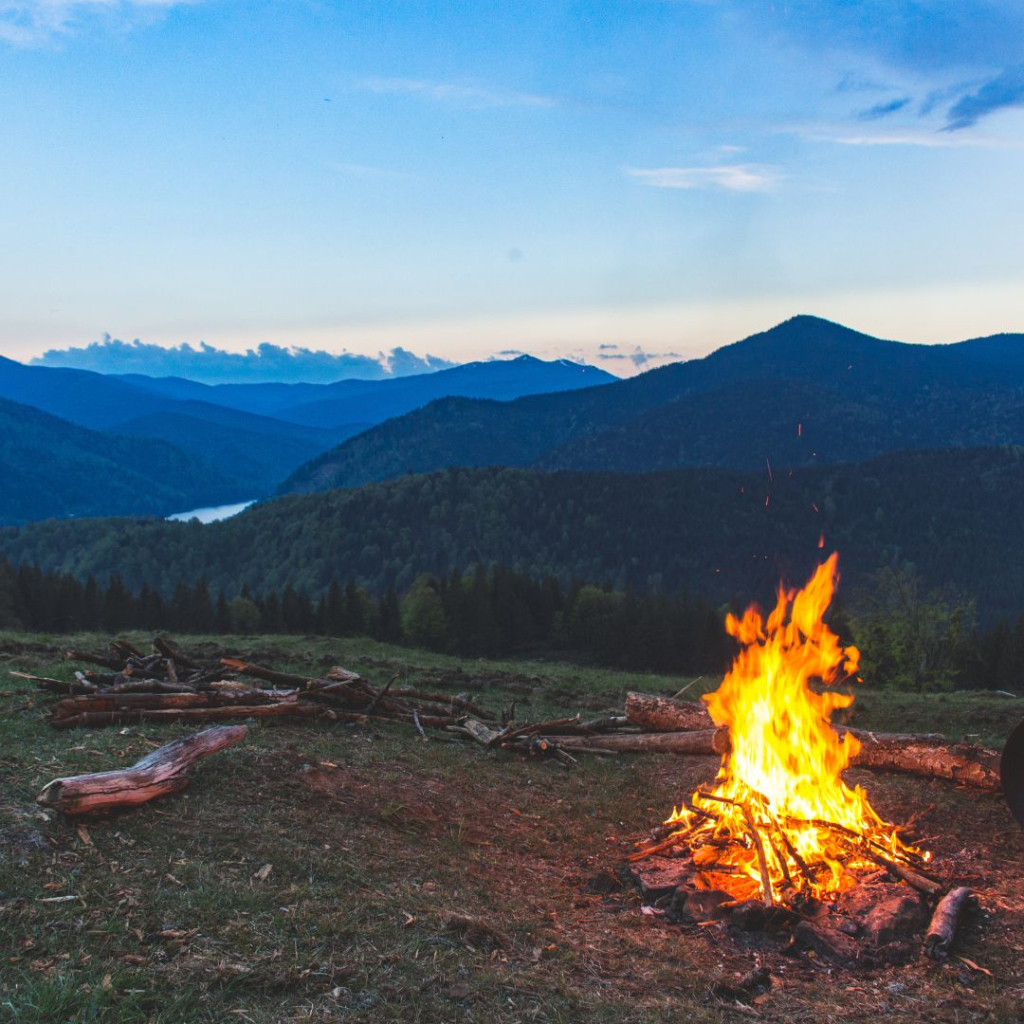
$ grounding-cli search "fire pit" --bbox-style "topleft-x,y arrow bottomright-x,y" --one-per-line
628,555 -> 974,966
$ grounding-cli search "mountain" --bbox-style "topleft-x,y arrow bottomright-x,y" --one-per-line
116,354 -> 617,427
0,396 -> 238,525
272,355 -> 617,428
280,316 -> 1024,493
3,447 -> 1023,621
113,404 -> 366,495
0,351 -> 617,518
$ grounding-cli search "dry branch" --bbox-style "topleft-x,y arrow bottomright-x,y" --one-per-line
36,724 -> 247,815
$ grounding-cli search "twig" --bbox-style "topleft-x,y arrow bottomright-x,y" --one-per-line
412,711 -> 427,741
365,672 -> 400,716
740,805 -> 774,907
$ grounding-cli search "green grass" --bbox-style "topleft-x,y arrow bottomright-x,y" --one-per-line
1,632 -> 1023,1023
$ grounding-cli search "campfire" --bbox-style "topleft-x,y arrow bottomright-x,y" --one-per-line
625,554 -> 985,968
662,553 -> 930,907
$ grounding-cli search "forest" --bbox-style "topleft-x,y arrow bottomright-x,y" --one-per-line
4,447 -> 1024,621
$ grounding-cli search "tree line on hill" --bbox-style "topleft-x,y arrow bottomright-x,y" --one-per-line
2,557 -> 1022,692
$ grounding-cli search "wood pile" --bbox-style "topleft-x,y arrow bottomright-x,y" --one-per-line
11,639 -> 1003,790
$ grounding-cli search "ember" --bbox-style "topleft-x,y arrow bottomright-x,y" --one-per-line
662,554 -> 930,907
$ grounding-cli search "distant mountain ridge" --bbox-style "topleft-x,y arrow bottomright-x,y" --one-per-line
280,316 -> 1024,493
0,353 -> 616,521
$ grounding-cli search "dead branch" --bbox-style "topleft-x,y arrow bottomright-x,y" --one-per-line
36,724 -> 247,815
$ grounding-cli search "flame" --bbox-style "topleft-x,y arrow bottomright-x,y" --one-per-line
664,554 -> 926,904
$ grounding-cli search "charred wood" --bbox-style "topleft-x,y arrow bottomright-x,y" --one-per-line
924,886 -> 974,960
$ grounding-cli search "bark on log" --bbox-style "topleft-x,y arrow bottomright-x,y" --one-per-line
842,733 -> 1001,791
50,703 -> 334,729
924,886 -> 974,960
51,691 -> 297,719
549,729 -> 730,755
36,724 -> 247,815
625,692 -> 713,731
543,727 -> 1000,789
219,658 -> 321,688
619,693 -> 1000,790
10,671 -> 97,695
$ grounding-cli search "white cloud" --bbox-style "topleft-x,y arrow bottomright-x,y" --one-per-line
357,76 -> 556,109
625,164 -> 780,192
0,0 -> 192,45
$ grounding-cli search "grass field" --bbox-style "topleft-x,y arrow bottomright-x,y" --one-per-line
1,632 -> 1022,1023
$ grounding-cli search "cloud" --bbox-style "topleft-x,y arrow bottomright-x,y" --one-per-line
857,97 -> 911,121
357,76 -> 555,109
822,129 -> 1019,149
944,64 -> 1024,130
598,343 -> 619,350
625,164 -> 780,193
598,345 -> 681,368
32,336 -> 457,384
0,0 -> 192,46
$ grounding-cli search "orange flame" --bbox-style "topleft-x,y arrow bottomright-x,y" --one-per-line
666,554 -> 925,903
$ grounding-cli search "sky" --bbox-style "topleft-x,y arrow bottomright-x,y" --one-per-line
2,0 -> 1023,376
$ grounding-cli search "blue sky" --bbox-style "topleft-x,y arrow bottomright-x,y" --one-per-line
2,0 -> 1023,374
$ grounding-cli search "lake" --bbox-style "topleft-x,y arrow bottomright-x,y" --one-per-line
167,500 -> 256,524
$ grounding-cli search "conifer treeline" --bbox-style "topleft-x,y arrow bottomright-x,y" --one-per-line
2,557 -> 1022,688
0,558 -> 731,674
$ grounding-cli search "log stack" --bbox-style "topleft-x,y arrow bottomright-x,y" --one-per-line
10,640 -> 1004,791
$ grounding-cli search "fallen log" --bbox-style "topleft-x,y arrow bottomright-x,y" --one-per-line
51,690 -> 297,719
65,649 -> 125,671
219,658 -> 322,689
36,724 -> 247,815
625,691 -> 712,731
924,886 -> 974,960
10,671 -> 97,695
541,727 -> 1000,789
547,729 -> 730,755
845,733 -> 1001,791
619,693 -> 1000,790
50,703 -> 334,729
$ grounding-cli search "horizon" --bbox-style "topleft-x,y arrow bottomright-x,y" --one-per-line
11,311 -> 1024,385
2,2 -> 1023,372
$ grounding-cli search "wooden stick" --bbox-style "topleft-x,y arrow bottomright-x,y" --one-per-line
36,725 -> 247,815
925,887 -> 973,959
50,703 -> 334,729
540,728 -> 730,755
220,658 -> 322,689
10,671 -> 96,695
740,805 -> 774,907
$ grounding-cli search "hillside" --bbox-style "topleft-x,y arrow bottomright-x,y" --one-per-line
4,446 -> 1023,620
280,316 -> 1024,493
0,353 -> 615,504
0,396 -> 238,525
113,403 -> 360,495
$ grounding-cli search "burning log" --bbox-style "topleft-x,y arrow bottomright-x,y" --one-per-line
619,691 -> 1001,791
36,724 -> 247,815
924,886 -> 974,959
